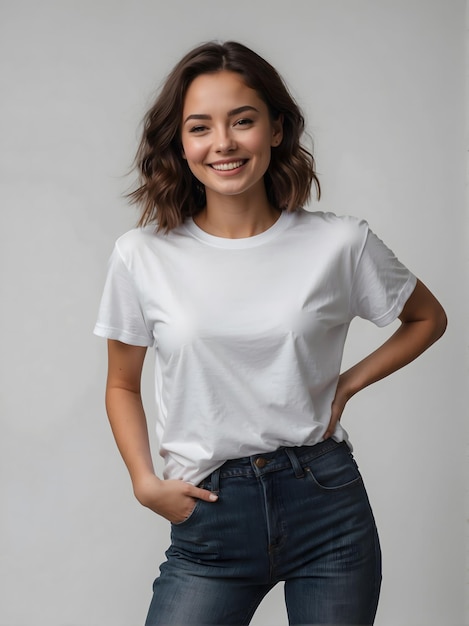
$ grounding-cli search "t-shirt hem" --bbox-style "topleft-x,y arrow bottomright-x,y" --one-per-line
93,324 -> 154,347
372,273 -> 417,327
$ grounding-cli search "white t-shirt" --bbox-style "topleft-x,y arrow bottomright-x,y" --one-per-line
94,209 -> 416,484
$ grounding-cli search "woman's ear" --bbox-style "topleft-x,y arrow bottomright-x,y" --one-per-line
271,114 -> 284,147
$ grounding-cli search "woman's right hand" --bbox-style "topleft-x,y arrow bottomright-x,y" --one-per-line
104,341 -> 218,524
133,473 -> 218,524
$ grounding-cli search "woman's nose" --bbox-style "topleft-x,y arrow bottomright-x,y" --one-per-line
215,128 -> 236,152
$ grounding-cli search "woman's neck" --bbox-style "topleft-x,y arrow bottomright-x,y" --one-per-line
194,191 -> 280,239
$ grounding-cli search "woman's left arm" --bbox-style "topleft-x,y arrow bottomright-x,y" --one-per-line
325,279 -> 447,439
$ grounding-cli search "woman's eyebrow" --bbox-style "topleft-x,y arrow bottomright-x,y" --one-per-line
183,105 -> 259,125
228,105 -> 259,117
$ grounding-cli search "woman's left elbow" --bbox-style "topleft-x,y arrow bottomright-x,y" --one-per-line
433,305 -> 448,341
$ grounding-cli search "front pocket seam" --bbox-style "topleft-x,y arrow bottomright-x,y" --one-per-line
304,466 -> 362,491
172,499 -> 202,527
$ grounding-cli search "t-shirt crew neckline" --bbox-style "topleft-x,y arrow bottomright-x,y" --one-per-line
183,209 -> 292,249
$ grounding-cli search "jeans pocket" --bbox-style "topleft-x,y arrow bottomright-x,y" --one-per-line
171,476 -> 214,528
171,499 -> 202,527
304,443 -> 362,491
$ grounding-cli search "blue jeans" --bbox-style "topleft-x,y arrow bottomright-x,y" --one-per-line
145,439 -> 381,625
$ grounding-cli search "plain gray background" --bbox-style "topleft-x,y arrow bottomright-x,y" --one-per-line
1,1 -> 467,624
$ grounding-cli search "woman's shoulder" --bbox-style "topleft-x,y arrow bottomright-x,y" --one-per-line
115,224 -> 156,247
293,208 -> 369,240
113,222 -> 183,257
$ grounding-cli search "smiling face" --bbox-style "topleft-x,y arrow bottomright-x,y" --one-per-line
181,71 -> 283,208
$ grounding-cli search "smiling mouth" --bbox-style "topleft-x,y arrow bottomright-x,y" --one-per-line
210,160 -> 247,171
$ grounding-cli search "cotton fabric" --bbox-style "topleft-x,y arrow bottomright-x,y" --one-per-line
94,209 -> 416,484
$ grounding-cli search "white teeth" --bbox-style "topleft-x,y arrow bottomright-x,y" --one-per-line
211,160 -> 244,171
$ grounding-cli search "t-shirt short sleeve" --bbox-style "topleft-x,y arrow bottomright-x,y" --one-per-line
349,227 -> 417,327
93,245 -> 154,347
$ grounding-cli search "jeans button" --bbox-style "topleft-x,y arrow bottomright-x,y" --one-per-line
255,457 -> 267,468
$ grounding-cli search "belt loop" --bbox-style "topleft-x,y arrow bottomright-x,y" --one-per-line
211,467 -> 221,494
285,447 -> 305,478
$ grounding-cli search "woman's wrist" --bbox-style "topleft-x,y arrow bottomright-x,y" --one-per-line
132,471 -> 162,506
337,370 -> 361,401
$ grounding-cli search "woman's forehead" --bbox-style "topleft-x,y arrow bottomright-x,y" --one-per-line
182,71 -> 265,116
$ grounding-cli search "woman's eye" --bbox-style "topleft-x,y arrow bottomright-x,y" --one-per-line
189,125 -> 207,133
235,118 -> 253,127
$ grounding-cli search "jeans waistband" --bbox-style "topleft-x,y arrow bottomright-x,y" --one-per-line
207,439 -> 347,492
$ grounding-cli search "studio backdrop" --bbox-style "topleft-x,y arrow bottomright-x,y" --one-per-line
0,1 -> 467,625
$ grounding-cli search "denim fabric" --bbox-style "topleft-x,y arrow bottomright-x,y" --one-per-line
145,439 -> 381,625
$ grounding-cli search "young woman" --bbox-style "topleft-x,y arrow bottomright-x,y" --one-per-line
94,41 -> 446,625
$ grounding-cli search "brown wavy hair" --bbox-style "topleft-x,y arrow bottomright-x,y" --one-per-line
128,41 -> 320,231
